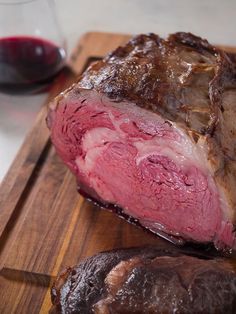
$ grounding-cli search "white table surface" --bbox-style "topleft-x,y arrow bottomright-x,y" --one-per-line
0,0 -> 236,182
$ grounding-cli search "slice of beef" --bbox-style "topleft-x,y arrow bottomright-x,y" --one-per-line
47,32 -> 236,250
50,247 -> 236,314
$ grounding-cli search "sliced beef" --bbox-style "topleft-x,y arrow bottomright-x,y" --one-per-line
47,32 -> 236,250
50,247 -> 236,314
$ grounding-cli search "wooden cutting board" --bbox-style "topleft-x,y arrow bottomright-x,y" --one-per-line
0,32 -> 236,314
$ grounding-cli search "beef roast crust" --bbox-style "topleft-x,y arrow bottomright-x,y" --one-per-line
77,32 -> 234,135
50,247 -> 236,314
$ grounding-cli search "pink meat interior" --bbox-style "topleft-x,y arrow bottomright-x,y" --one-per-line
50,90 -> 235,247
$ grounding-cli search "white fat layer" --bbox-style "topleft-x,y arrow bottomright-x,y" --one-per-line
76,128 -> 117,201
77,127 -> 119,173
82,127 -> 120,152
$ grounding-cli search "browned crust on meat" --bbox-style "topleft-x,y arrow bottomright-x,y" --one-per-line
50,267 -> 72,314
77,32 -> 236,136
50,247 -> 236,314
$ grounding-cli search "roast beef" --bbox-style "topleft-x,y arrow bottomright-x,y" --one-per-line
50,247 -> 236,313
47,32 -> 236,250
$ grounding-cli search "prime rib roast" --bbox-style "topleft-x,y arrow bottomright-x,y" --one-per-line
47,32 -> 236,250
50,247 -> 236,313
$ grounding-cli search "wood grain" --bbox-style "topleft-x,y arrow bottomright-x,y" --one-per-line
0,31 -> 235,314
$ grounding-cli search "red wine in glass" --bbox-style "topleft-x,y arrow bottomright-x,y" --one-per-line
0,36 -> 66,94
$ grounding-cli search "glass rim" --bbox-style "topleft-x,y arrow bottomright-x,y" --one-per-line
0,0 -> 39,5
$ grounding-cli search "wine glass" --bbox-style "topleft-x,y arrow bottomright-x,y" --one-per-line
0,0 -> 66,94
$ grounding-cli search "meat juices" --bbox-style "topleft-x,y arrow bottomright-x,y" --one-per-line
47,32 -> 236,250
50,247 -> 236,313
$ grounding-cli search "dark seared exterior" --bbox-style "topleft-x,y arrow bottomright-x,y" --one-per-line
50,247 -> 236,313
77,32 -> 234,135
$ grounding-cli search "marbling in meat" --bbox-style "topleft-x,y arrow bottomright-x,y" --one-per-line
47,32 -> 236,250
